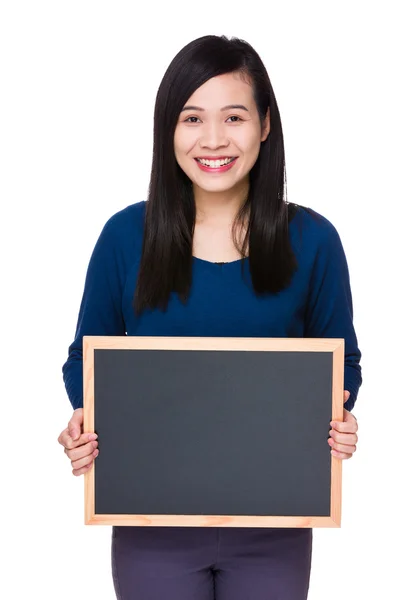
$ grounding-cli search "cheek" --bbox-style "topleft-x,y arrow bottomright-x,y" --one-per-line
173,130 -> 183,161
235,128 -> 263,156
174,128 -> 197,159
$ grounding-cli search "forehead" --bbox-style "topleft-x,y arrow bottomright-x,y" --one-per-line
184,72 -> 255,108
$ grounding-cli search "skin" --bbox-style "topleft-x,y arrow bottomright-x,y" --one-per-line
174,72 -> 270,205
58,409 -> 98,476
58,72 -> 359,473
329,391 -> 359,460
174,72 -> 270,262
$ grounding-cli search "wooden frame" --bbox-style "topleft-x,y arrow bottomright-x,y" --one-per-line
83,336 -> 344,527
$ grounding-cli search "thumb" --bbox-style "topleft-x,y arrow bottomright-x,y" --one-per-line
344,390 -> 351,403
68,408 -> 83,441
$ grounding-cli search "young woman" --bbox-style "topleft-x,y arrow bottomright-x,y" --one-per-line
58,34 -> 361,600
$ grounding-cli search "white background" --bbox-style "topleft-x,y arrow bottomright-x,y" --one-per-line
1,1 -> 419,598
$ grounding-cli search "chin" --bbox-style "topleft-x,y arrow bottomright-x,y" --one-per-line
192,174 -> 241,192
195,182 -> 238,194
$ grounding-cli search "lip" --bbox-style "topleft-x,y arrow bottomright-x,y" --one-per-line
194,157 -> 238,173
194,156 -> 236,160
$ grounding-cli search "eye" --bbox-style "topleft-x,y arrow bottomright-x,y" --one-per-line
184,116 -> 201,123
226,116 -> 243,123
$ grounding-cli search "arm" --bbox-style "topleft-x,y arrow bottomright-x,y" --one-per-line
62,217 -> 127,410
304,218 -> 362,412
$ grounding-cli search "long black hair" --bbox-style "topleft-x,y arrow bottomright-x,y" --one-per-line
134,35 -> 298,313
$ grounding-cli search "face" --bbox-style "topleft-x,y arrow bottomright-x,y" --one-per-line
174,72 -> 270,196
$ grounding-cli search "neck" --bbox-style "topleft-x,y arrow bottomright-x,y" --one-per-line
193,180 -> 249,224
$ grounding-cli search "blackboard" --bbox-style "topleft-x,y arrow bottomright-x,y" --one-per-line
83,336 -> 344,527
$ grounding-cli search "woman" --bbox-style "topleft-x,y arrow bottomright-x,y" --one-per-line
58,34 -> 361,600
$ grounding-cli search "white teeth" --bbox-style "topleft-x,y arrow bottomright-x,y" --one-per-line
197,157 -> 235,167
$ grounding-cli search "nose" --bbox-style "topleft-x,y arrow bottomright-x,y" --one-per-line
199,121 -> 229,150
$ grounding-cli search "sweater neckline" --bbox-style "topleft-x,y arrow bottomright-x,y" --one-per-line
192,256 -> 248,267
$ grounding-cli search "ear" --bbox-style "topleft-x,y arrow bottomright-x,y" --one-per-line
261,107 -> 271,142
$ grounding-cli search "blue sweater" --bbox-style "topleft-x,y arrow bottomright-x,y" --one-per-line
63,201 -> 362,411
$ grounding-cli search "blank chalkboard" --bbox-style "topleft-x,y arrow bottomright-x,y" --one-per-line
83,336 -> 344,527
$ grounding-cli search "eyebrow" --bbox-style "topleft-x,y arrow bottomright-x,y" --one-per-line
180,104 -> 249,113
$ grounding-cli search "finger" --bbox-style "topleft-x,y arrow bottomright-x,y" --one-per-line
328,438 -> 357,455
58,428 -> 76,449
68,408 -> 84,441
330,419 -> 358,434
329,430 -> 358,445
65,440 -> 99,462
331,449 -> 353,460
60,428 -> 97,448
344,390 -> 350,403
62,431 -> 97,451
73,461 -> 94,477
70,449 -> 99,472
57,428 -> 71,447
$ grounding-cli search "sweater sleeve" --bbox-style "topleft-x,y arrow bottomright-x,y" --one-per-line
62,218 -> 127,410
304,219 -> 362,412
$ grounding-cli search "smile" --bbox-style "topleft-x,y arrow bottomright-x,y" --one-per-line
194,157 -> 238,173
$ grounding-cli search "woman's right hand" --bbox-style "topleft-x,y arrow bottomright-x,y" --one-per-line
57,408 -> 99,476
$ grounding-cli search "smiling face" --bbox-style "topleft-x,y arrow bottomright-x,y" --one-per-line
174,72 -> 270,199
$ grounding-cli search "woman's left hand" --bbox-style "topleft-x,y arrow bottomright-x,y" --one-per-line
328,390 -> 358,460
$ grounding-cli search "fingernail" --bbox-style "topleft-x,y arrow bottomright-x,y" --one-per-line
88,434 -> 98,441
